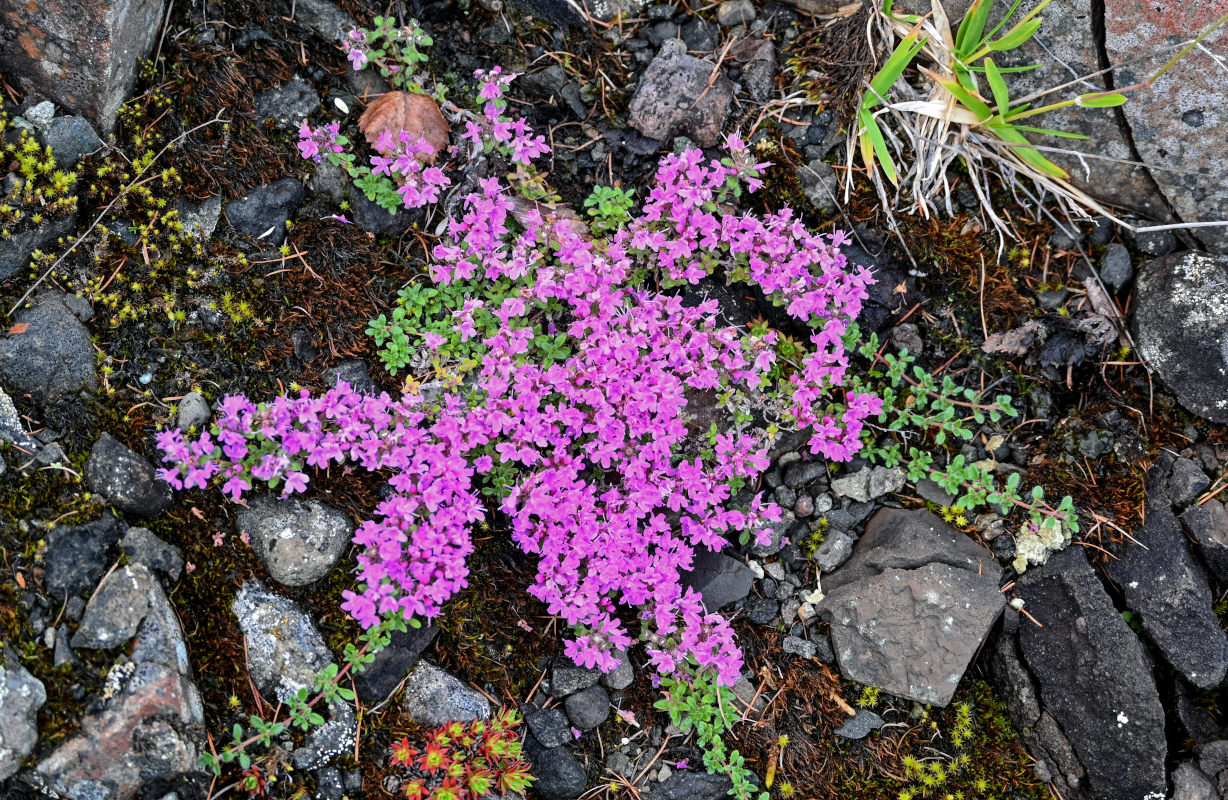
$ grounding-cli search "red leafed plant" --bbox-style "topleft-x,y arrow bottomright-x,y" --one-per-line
388,708 -> 533,799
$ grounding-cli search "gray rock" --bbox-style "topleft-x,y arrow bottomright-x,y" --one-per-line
86,433 -> 173,517
346,183 -> 413,236
308,158 -> 347,205
1107,474 -> 1228,688
1099,243 -> 1133,294
680,18 -> 719,52
24,101 -> 55,130
1199,740 -> 1228,778
238,495 -> 352,587
1169,457 -> 1212,509
0,649 -> 46,780
0,0 -> 165,134
565,685 -> 610,730
35,557 -> 203,799
120,527 -> 183,583
45,514 -> 124,601
830,468 -> 871,502
232,581 -> 354,768
0,213 -> 78,282
813,531 -> 854,573
834,709 -> 884,740
291,0 -> 358,39
744,596 -> 778,625
1172,762 -> 1217,800
782,460 -> 824,488
403,661 -> 490,727
628,39 -> 734,147
601,650 -> 634,690
643,770 -> 733,800
254,79 -> 320,130
1125,228 -> 1179,258
738,40 -> 776,102
680,549 -> 753,612
750,516 -> 792,557
1132,252 -> 1228,423
1181,500 -> 1228,584
717,0 -> 756,26
0,385 -> 40,453
72,564 -> 157,649
53,628 -> 77,668
1017,546 -> 1167,800
823,508 -> 1001,594
915,478 -> 957,507
524,739 -> 587,800
175,195 -> 222,241
43,115 -> 103,167
0,291 -> 97,401
782,635 -> 816,660
225,177 -> 304,245
551,656 -> 603,698
352,624 -> 438,704
176,391 -> 210,432
799,160 -> 838,215
524,703 -> 572,748
324,359 -> 376,395
821,561 -> 1004,706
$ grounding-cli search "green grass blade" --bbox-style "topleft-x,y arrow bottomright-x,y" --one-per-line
985,58 -> 1010,116
864,29 -> 928,111
989,17 -> 1043,51
989,122 -> 1068,178
974,0 -> 1025,52
1075,92 -> 1128,108
1010,124 -> 1089,139
861,109 -> 899,185
934,74 -> 994,120
955,0 -> 993,54
969,62 -> 1041,73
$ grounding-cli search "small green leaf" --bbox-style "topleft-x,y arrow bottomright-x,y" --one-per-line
984,58 -> 1011,117
1075,92 -> 1128,108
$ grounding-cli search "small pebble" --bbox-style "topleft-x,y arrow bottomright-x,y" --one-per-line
795,494 -> 814,517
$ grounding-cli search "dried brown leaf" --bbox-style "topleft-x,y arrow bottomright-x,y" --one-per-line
358,91 -> 450,163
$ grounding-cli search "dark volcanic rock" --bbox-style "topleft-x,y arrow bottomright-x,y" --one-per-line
402,662 -> 490,728
680,549 -> 753,612
43,115 -> 103,167
1108,467 -> 1228,688
819,509 -> 1004,707
0,0 -> 167,133
45,514 -> 124,601
821,561 -> 1004,707
86,433 -> 173,517
523,703 -> 572,749
628,39 -> 734,147
0,213 -> 77,282
71,564 -> 156,650
254,78 -> 319,130
225,178 -> 304,245
1182,500 -> 1228,584
120,527 -> 184,583
1132,252 -> 1228,423
524,736 -> 587,800
352,624 -> 438,703
564,685 -> 610,731
550,656 -> 602,699
1017,546 -> 1167,800
643,770 -> 734,800
0,649 -> 46,781
0,291 -> 97,401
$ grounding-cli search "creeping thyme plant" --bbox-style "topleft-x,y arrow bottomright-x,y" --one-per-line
158,17 -> 1079,797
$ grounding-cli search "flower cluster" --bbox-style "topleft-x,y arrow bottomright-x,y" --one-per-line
460,67 -> 548,166
386,709 -> 533,800
297,122 -> 343,163
371,128 -> 451,208
159,137 -> 876,688
341,16 -> 433,90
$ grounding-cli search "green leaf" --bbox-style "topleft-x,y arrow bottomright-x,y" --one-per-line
934,75 -> 993,120
859,110 -> 899,184
956,0 -> 993,55
988,17 -> 1043,52
1075,92 -> 1128,108
984,58 -> 1010,116
987,121 -> 1069,178
864,29 -> 929,112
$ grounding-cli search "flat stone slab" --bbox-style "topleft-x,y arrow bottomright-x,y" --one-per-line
1132,252 -> 1228,423
821,561 -> 1005,707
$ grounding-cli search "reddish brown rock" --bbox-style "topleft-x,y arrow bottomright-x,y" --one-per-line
1106,0 -> 1228,252
0,0 -> 169,133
